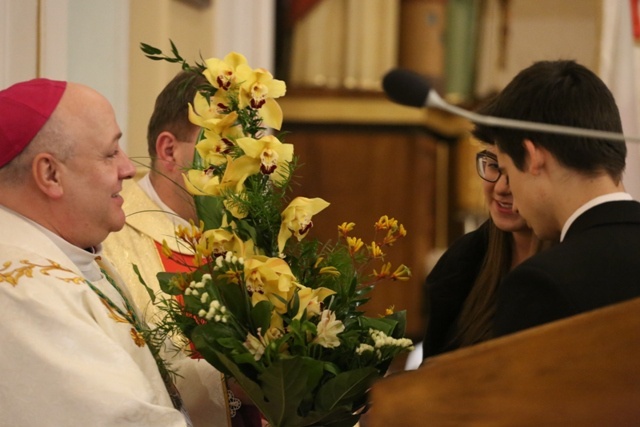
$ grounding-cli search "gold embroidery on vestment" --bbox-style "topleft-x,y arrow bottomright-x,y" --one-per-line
0,259 -> 84,286
97,298 -> 147,348
130,328 -> 146,347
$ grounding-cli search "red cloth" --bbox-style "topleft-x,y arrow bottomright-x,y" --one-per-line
154,241 -> 196,273
153,241 -> 201,356
153,241 -> 263,427
288,0 -> 324,26
0,79 -> 67,167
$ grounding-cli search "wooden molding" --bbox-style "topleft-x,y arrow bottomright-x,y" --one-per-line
279,91 -> 473,137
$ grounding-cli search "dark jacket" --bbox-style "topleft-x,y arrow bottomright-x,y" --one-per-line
494,201 -> 640,336
423,220 -> 490,358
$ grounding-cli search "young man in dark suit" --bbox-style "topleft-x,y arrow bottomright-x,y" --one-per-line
473,60 -> 640,337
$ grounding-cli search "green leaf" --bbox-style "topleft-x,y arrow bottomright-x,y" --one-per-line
169,38 -> 183,61
157,272 -> 183,296
215,280 -> 249,325
139,42 -> 162,55
257,357 -> 324,426
201,352 -> 332,427
314,367 -> 378,412
387,309 -> 408,338
359,316 -> 398,337
287,290 -> 300,319
194,194 -> 225,230
132,263 -> 156,303
251,300 -> 274,332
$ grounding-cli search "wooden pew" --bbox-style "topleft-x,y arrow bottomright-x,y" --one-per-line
368,297 -> 640,426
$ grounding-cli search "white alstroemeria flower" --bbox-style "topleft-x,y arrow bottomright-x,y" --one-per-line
243,332 -> 266,361
313,310 -> 344,349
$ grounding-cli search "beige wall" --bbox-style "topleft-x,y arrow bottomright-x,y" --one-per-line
475,0 -> 600,104
458,0 -> 603,220
127,0 -> 216,167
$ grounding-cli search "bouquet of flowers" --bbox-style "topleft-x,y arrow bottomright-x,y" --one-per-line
140,41 -> 414,427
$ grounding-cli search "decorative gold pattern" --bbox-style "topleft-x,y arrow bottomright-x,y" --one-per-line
130,328 -> 146,347
96,288 -> 146,348
0,258 -> 146,348
0,259 -> 84,286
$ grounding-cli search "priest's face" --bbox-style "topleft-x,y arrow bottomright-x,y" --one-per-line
55,84 -> 136,248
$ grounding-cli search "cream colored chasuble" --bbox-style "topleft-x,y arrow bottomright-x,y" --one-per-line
0,206 -> 189,426
103,177 -> 231,427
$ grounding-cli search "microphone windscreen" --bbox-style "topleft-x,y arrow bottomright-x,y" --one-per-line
382,68 -> 431,108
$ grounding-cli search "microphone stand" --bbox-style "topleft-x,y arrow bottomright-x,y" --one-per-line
383,68 -> 640,143
425,90 -> 638,143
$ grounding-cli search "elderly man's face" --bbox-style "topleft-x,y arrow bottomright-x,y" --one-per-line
56,84 -> 135,248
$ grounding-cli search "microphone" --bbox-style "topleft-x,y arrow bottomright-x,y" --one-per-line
382,68 -> 640,143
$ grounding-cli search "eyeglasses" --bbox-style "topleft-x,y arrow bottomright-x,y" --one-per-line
476,150 -> 503,183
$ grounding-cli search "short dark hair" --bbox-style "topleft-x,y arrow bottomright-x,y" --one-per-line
147,70 -> 207,161
473,60 -> 626,182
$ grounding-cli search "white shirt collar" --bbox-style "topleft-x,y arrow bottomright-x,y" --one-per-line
560,192 -> 633,241
34,224 -> 104,282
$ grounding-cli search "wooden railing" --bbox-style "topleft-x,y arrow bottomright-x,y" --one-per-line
368,297 -> 640,426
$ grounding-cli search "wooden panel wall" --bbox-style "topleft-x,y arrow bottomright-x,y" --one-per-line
283,122 -> 439,340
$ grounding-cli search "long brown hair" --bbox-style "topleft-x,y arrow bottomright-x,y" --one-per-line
449,219 -> 547,348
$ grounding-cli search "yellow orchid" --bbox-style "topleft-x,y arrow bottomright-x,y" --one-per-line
244,256 -> 299,313
188,93 -> 223,128
196,130 -> 235,167
236,64 -> 286,130
203,51 -> 248,91
236,135 -> 293,184
183,168 -> 222,196
185,154 -> 259,198
220,154 -> 260,192
293,285 -> 335,320
277,197 -> 330,254
190,95 -> 242,132
196,228 -> 239,258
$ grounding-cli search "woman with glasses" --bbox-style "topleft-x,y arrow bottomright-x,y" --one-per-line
422,144 -> 550,359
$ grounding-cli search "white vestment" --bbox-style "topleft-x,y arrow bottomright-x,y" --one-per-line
103,176 -> 230,427
0,206 -> 189,426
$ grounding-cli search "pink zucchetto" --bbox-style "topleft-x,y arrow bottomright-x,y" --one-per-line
0,78 -> 67,168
